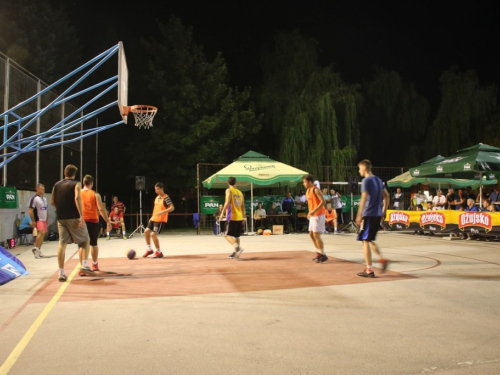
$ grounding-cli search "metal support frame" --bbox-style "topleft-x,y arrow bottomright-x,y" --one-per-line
0,43 -> 125,169
128,190 -> 146,238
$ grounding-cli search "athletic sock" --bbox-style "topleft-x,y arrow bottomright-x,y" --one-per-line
123,231 -> 126,235
233,242 -> 240,251
83,260 -> 88,267
157,249 -> 162,253
106,232 -> 110,236
367,265 -> 373,271
93,261 -> 98,265
147,245 -> 152,251
59,268 -> 64,276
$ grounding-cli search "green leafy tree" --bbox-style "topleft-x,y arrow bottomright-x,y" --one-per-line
259,30 -> 361,180
361,69 -> 430,166
426,66 -> 499,156
126,17 -> 261,191
0,0 -> 82,83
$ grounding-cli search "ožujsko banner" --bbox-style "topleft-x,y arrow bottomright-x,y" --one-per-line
384,210 -> 500,234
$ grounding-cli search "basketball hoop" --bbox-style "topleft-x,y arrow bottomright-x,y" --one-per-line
123,105 -> 157,129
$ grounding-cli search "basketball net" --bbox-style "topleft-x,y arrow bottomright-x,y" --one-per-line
130,105 -> 157,129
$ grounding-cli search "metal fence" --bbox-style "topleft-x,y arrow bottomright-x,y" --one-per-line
0,51 -> 97,190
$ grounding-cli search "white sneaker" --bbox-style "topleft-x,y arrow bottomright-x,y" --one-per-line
32,248 -> 40,259
233,247 -> 244,259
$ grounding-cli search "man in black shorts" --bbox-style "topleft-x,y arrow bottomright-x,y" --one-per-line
220,177 -> 246,259
51,164 -> 92,281
81,175 -> 112,271
142,182 -> 175,258
355,160 -> 390,278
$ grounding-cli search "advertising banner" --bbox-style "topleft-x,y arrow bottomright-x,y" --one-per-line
340,195 -> 360,213
0,186 -> 18,209
385,210 -> 500,234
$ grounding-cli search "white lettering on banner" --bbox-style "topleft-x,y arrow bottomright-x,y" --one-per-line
429,226 -> 436,231
204,202 -> 219,208
396,225 -> 402,229
1,263 -> 21,277
458,212 -> 492,232
419,212 -> 446,229
464,163 -> 471,170
6,194 -> 15,200
389,212 -> 410,227
441,157 -> 465,164
470,228 -> 479,234
413,169 -> 420,176
436,166 -> 443,172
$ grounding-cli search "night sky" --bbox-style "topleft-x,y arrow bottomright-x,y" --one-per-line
69,1 -> 500,110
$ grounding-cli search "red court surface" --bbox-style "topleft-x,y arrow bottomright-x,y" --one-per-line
29,251 -> 415,304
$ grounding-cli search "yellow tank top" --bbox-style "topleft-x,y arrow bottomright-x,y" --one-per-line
228,186 -> 244,221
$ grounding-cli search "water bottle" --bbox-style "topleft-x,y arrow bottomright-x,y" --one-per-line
33,227 -> 38,236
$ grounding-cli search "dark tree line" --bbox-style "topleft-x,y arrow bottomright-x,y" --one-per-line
2,6 -> 499,194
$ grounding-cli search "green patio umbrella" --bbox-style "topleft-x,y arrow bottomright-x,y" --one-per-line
387,170 -> 497,189
409,144 -> 500,180
202,151 -> 309,232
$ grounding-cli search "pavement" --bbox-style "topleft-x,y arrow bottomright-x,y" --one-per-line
0,230 -> 499,375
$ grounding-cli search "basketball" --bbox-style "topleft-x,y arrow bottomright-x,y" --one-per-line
257,229 -> 263,235
126,249 -> 136,259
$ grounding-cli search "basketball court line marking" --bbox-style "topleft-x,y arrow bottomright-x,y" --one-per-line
0,261 -> 80,375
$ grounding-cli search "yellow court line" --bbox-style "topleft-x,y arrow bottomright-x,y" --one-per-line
0,263 -> 81,375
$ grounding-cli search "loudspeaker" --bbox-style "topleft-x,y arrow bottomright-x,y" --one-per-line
348,176 -> 359,194
135,176 -> 145,191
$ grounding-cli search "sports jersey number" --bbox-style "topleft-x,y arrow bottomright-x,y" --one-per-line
233,197 -> 242,207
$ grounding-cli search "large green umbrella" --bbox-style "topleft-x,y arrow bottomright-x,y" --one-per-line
202,151 -> 309,232
388,171 -> 497,189
409,144 -> 500,180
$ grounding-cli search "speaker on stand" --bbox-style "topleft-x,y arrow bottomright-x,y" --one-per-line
129,176 -> 146,238
344,176 -> 359,233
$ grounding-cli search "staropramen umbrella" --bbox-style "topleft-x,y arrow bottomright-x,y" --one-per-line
203,151 -> 309,232
409,144 -> 500,180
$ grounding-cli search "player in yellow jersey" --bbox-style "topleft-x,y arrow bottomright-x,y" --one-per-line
221,177 -> 246,259
143,182 -> 175,258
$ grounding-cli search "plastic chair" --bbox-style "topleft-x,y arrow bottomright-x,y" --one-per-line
17,227 -> 32,246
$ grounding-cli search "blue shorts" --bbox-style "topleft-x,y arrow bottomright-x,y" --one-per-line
357,216 -> 381,242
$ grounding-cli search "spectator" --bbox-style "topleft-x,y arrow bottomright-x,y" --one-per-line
426,201 -> 433,211
325,203 -> 337,233
463,186 -> 476,209
19,214 -> 34,234
107,206 -> 126,239
281,191 -> 295,233
392,188 -> 404,210
452,188 -> 465,210
412,190 -> 426,209
432,189 -> 446,210
481,198 -> 491,211
214,203 -> 226,233
416,204 -> 424,211
268,202 -> 279,226
295,191 -> 306,211
254,202 -> 267,228
111,196 -> 126,213
322,188 -> 332,205
446,188 -> 458,210
330,188 -> 344,229
465,198 -> 478,212
488,186 -> 500,211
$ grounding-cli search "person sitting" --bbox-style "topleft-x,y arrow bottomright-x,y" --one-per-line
19,215 -> 34,235
464,186 -> 476,209
254,202 -> 267,228
267,202 -> 279,226
432,189 -> 446,210
107,206 -> 126,239
453,188 -> 465,210
281,191 -> 295,233
488,186 -> 500,211
325,203 -> 338,234
465,198 -> 478,212
392,188 -> 404,210
446,188 -> 458,210
111,196 -> 126,213
213,203 -> 226,234
426,201 -> 433,211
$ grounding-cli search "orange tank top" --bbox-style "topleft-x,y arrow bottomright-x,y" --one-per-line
81,189 -> 99,223
306,187 -> 326,217
151,194 -> 170,223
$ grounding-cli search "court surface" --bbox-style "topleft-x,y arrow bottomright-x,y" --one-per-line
1,231 -> 499,374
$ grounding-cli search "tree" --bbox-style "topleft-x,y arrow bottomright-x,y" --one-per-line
126,17 -> 261,191
259,30 -> 361,180
360,69 -> 430,166
0,0 -> 82,83
426,66 -> 499,156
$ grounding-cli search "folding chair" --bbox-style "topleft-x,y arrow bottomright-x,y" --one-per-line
17,227 -> 32,246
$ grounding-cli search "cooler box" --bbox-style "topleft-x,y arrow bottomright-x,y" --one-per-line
272,225 -> 284,235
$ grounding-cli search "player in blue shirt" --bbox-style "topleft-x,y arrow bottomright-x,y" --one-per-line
355,159 -> 390,278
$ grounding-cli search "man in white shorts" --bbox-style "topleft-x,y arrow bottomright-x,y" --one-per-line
29,183 -> 49,258
303,174 -> 328,263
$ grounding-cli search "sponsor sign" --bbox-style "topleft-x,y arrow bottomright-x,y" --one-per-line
0,186 -> 18,209
419,212 -> 446,229
200,196 -> 226,214
413,169 -> 420,176
436,166 -> 443,173
463,163 -> 471,170
388,211 -> 410,228
458,212 -> 492,232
